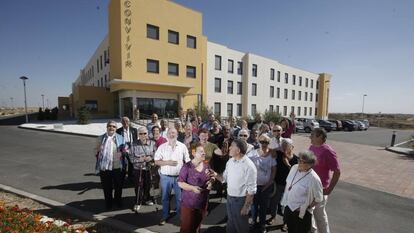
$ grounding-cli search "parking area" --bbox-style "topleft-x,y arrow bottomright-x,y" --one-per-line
296,127 -> 414,147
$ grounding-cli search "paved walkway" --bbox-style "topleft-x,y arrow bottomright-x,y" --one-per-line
293,134 -> 414,199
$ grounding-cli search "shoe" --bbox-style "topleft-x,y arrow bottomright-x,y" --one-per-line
159,218 -> 166,225
145,200 -> 154,206
133,204 -> 141,213
281,224 -> 288,232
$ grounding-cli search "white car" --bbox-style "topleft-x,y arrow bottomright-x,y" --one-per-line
297,118 -> 320,133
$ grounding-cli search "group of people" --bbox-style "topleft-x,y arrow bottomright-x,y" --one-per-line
94,112 -> 340,233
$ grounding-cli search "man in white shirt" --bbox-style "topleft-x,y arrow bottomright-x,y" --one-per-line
269,125 -> 284,153
213,139 -> 257,233
154,128 -> 191,225
147,113 -> 160,137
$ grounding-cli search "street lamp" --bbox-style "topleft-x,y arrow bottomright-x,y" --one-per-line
19,76 -> 29,123
362,94 -> 367,116
41,94 -> 45,109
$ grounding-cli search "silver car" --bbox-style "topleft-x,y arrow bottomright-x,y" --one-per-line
297,118 -> 320,133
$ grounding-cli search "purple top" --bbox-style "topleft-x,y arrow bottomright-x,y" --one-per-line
178,161 -> 211,210
309,144 -> 340,188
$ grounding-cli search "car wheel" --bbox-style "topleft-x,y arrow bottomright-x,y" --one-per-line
305,127 -> 311,133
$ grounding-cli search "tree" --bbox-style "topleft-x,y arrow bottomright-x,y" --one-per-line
193,102 -> 212,122
77,106 -> 90,124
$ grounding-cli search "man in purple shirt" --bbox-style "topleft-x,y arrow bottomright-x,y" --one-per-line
309,128 -> 341,233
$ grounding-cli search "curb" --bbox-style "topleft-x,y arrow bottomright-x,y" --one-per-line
18,126 -> 99,138
0,183 -> 155,233
385,147 -> 414,156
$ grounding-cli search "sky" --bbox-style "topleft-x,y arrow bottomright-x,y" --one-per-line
0,0 -> 413,114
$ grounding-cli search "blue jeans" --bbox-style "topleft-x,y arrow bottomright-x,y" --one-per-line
226,196 -> 249,233
160,174 -> 182,219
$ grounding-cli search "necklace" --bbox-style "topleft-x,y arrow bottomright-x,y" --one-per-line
288,168 -> 311,191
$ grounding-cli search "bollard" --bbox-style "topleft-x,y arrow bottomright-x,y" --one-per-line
390,131 -> 396,147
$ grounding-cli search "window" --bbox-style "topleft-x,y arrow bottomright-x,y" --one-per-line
215,55 -> 222,70
147,24 -> 159,40
316,93 -> 319,102
310,107 -> 313,116
252,83 -> 257,96
252,64 -> 257,77
104,75 -> 107,87
304,107 -> 307,116
315,108 -> 318,116
85,100 -> 98,111
270,68 -> 275,80
277,87 -> 280,98
284,88 -> 288,99
270,86 -> 274,97
277,71 -> 281,82
104,51 -> 107,67
251,104 -> 257,116
97,59 -> 99,73
285,73 -> 289,84
293,75 -> 296,85
168,30 -> 179,44
147,59 -> 159,73
297,107 -> 301,116
316,81 -> 319,89
291,106 -> 295,115
283,106 -> 287,116
227,81 -> 234,94
306,78 -> 309,87
305,92 -> 308,101
237,82 -> 242,95
214,78 -> 221,93
228,59 -> 234,73
100,55 -> 103,70
237,104 -> 242,116
214,102 -> 221,116
276,105 -> 280,114
97,79 -> 100,87
186,66 -> 196,78
237,62 -> 243,75
100,77 -> 103,87
310,93 -> 313,101
311,79 -> 314,88
187,35 -> 196,48
227,103 -> 233,117
292,90 -> 295,100
299,91 -> 302,100
299,76 -> 302,86
168,63 -> 179,76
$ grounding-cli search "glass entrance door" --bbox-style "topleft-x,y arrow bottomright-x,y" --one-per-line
121,97 -> 133,119
136,98 -> 178,118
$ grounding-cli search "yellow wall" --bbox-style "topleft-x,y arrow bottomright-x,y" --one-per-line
73,86 -> 115,117
108,0 -> 207,111
317,73 -> 331,119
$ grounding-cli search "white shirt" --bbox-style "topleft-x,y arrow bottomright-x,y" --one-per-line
122,127 -> 131,143
223,156 -> 257,197
247,150 -> 276,186
269,136 -> 283,150
160,127 -> 169,138
154,140 -> 190,176
282,164 -> 323,218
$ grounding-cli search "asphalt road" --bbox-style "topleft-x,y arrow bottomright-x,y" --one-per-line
0,126 -> 414,233
298,127 -> 414,148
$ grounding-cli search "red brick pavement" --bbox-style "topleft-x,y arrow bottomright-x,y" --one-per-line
292,135 -> 414,199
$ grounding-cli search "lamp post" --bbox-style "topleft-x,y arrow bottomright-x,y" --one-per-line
20,76 -> 29,123
362,94 -> 367,116
41,94 -> 45,109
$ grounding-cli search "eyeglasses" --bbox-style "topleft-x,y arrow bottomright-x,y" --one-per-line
139,132 -> 148,135
107,125 -> 117,128
239,135 -> 248,137
259,141 -> 269,144
299,159 -> 310,164
273,130 -> 281,132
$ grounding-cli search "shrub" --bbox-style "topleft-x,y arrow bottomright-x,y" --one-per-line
264,110 -> 282,125
193,102 -> 212,122
37,107 -> 45,121
77,106 -> 90,124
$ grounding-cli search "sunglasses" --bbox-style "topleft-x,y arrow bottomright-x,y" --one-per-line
239,135 -> 248,137
259,141 -> 269,144
273,130 -> 281,132
107,125 -> 117,128
139,132 -> 148,135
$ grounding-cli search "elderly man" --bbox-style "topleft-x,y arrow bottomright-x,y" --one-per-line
212,139 -> 257,233
116,117 -> 138,181
154,128 -> 191,225
200,113 -> 215,130
147,113 -> 160,137
309,128 -> 341,233
269,125 -> 284,152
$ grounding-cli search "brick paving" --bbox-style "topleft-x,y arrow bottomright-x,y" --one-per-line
292,134 -> 414,199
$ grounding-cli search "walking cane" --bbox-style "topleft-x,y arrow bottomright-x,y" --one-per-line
148,164 -> 159,212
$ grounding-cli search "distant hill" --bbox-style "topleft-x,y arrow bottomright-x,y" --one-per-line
329,113 -> 414,130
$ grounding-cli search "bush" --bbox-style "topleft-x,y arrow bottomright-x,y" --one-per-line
264,110 -> 282,124
193,102 -> 212,122
37,107 -> 45,121
77,106 -> 90,124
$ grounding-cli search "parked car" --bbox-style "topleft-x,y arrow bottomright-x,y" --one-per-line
294,120 -> 304,132
328,120 -> 343,131
355,120 -> 367,131
357,119 -> 370,130
341,120 -> 357,131
297,118 -> 320,133
317,120 -> 336,132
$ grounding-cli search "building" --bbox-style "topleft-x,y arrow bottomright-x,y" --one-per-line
60,0 -> 330,120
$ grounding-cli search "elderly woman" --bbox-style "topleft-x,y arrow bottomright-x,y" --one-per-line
281,151 -> 323,233
130,127 -> 156,212
269,138 -> 299,230
238,129 -> 254,155
95,120 -> 127,210
247,134 -> 276,233
178,142 -> 214,233
174,120 -> 186,143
